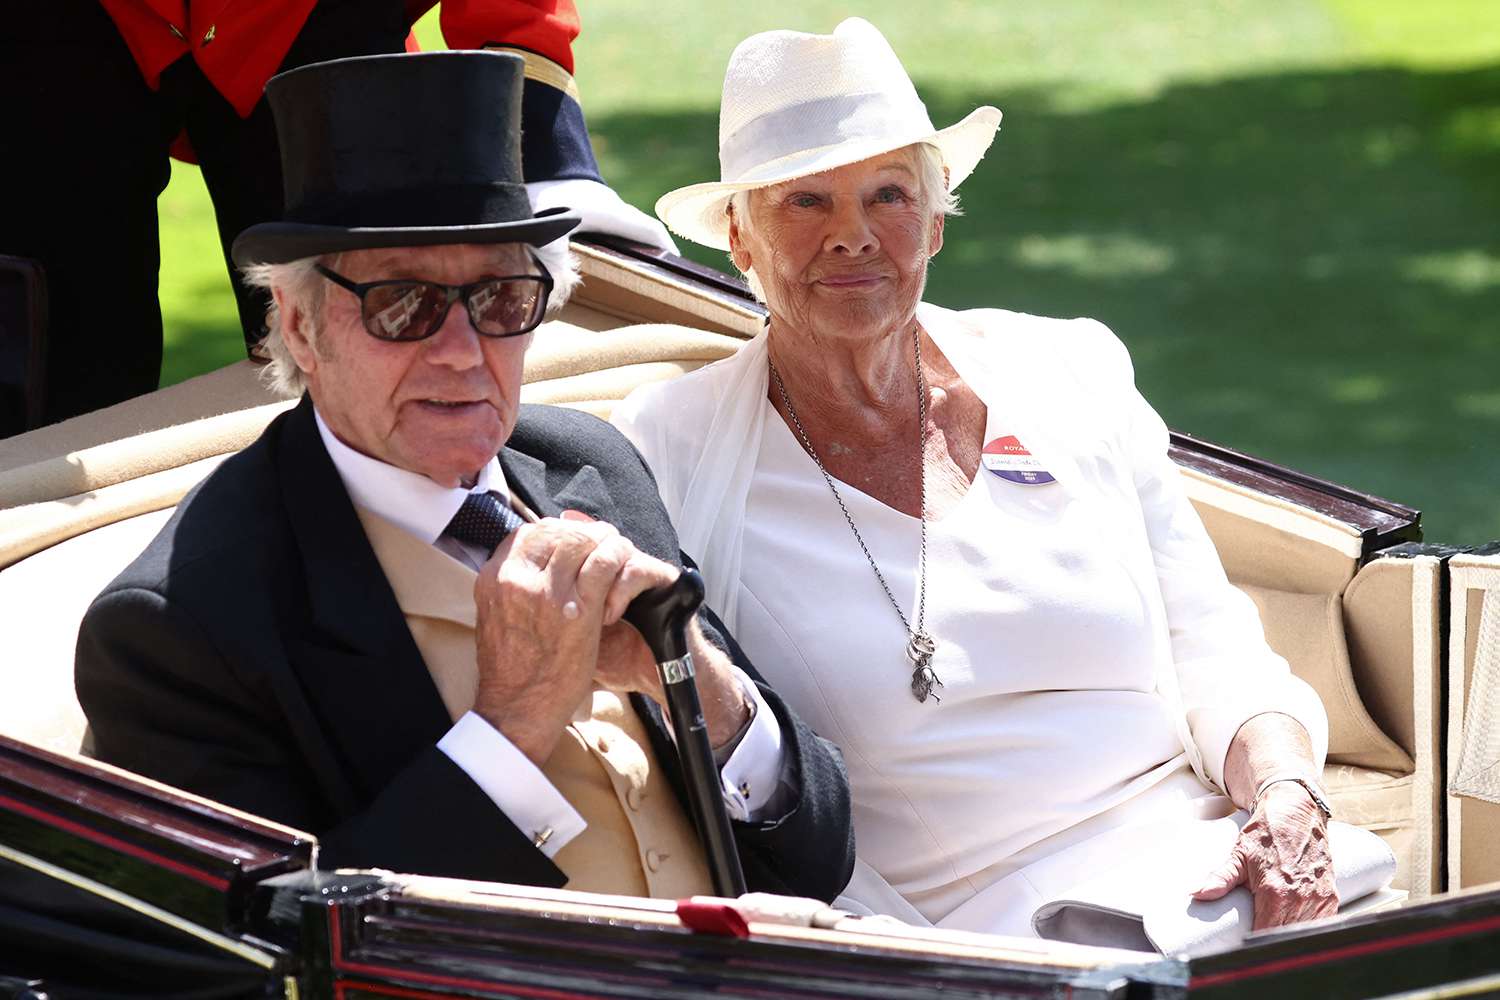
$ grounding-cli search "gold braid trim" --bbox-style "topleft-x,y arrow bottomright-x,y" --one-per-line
484,46 -> 583,106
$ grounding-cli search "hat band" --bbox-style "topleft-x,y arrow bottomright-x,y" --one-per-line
285,182 -> 533,229
719,90 -> 934,182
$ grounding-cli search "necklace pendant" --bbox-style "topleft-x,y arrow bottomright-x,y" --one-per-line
906,632 -> 942,703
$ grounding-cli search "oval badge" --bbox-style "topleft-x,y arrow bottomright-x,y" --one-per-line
982,435 -> 1056,485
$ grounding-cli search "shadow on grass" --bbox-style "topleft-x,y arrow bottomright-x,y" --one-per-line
162,317 -> 247,387
591,62 -> 1500,543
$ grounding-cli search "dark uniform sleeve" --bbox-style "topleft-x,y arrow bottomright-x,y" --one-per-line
436,0 -> 603,184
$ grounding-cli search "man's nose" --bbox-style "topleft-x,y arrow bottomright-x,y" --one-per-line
824,201 -> 879,257
421,296 -> 485,369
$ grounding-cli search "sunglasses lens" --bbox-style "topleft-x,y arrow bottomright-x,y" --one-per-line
363,283 -> 446,341
469,278 -> 546,336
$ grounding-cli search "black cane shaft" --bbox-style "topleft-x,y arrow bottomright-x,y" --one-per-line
663,676 -> 749,898
624,569 -> 748,897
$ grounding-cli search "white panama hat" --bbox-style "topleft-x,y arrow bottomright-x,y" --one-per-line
655,17 -> 1002,251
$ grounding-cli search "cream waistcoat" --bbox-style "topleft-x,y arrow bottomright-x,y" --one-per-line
355,506 -> 712,898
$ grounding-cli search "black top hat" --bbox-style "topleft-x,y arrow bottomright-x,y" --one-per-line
231,51 -> 579,266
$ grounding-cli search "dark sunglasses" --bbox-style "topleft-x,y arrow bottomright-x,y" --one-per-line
314,262 -> 553,342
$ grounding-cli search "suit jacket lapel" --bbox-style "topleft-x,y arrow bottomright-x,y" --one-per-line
273,397 -> 453,802
500,444 -> 623,528
498,448 -> 557,519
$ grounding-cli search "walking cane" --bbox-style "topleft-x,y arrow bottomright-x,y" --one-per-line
624,568 -> 749,898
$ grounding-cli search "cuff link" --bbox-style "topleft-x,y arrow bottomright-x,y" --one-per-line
531,826 -> 554,848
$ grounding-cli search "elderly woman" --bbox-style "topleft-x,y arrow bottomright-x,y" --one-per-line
612,19 -> 1351,942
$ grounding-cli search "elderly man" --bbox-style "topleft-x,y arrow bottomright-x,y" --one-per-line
74,51 -> 853,902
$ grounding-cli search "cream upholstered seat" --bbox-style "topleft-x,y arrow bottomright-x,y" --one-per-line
0,507 -> 174,755
0,244 -> 1446,894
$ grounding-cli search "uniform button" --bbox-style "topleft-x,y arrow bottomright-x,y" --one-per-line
626,787 -> 644,811
645,848 -> 668,872
595,735 -> 610,753
201,24 -> 216,46
167,23 -> 186,40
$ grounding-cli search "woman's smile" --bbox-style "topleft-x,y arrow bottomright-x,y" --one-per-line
815,271 -> 888,290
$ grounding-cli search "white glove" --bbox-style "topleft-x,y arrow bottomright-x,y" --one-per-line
527,178 -> 678,254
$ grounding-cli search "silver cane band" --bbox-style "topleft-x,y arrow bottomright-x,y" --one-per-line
660,653 -> 696,684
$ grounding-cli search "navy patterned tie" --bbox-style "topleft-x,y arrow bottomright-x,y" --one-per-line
444,491 -> 524,556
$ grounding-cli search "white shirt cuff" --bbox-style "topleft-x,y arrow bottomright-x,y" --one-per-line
437,711 -> 587,859
718,668 -> 787,822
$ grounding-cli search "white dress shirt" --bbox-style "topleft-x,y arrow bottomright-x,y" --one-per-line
313,411 -> 786,858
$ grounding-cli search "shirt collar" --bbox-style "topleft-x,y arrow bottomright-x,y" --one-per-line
314,408 -> 508,545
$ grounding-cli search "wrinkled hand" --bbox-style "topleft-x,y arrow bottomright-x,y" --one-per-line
471,510 -> 676,765
1192,783 -> 1338,930
565,514 -> 751,748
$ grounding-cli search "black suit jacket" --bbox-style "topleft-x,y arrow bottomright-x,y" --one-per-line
76,397 -> 854,901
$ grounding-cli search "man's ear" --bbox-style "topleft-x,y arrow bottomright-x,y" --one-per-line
274,285 -> 319,378
727,203 -> 752,273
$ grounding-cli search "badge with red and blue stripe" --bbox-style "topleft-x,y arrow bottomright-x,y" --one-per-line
982,435 -> 1056,485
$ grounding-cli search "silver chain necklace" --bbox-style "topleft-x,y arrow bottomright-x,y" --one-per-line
769,326 -> 942,703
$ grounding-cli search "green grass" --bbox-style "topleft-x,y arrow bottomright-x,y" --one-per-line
157,1 -> 1500,543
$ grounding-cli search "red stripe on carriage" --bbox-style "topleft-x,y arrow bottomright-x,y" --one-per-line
335,981 -> 598,1000
328,907 -> 599,1000
0,792 -> 231,891
1189,913 -> 1500,989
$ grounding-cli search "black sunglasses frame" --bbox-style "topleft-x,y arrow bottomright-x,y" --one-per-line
314,261 -> 554,342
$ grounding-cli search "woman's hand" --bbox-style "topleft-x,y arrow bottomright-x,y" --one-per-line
1192,781 -> 1338,929
1204,713 -> 1338,929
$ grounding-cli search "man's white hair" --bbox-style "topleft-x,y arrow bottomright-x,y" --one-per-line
726,142 -> 959,302
241,239 -> 579,397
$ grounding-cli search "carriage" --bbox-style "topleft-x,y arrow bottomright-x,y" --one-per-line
1,239 -> 1498,998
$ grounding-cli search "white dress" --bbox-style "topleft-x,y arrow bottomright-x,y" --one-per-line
612,304 -> 1330,935
740,405 -> 1214,931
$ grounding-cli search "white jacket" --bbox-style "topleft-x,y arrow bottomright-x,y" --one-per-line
612,302 -> 1328,799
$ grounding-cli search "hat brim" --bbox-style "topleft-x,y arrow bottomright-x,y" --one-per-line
230,209 -> 581,266
655,106 -> 1001,252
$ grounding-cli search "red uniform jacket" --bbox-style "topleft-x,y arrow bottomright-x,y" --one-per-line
95,0 -> 596,180
98,0 -> 580,118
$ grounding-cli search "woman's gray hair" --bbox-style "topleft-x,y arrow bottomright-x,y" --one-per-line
241,239 -> 579,397
726,142 -> 959,302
